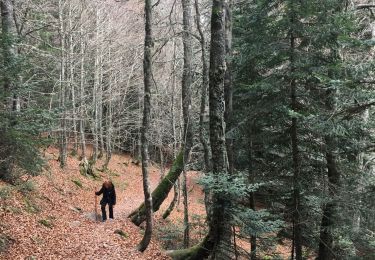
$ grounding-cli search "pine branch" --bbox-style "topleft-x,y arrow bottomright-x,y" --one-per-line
356,4 -> 375,10
335,101 -> 375,120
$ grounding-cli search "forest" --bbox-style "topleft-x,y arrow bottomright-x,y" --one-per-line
0,0 -> 374,259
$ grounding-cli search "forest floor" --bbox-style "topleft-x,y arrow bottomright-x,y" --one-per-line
0,146 -> 293,260
0,146 -> 206,260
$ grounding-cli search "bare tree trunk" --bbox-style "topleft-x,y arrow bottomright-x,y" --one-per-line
137,0 -> 153,252
104,47 -> 113,169
182,168 -> 189,247
79,20 -> 86,160
58,0 -> 67,168
171,39 -> 177,159
68,0 -> 78,153
98,45 -> 104,159
163,38 -> 179,218
159,146 -> 164,180
162,181 -> 179,219
167,1 -> 228,258
129,0 -> 195,232
92,6 -> 100,163
194,0 -> 211,172
181,0 -> 194,248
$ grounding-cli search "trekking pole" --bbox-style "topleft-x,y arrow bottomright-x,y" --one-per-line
95,193 -> 98,221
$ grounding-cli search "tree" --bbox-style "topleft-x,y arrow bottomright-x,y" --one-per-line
194,0 -> 211,172
288,1 -> 302,258
181,0 -> 194,247
137,0 -> 153,252
233,0 -> 375,258
169,0 -> 229,258
224,0 -> 234,175
0,0 -> 47,182
205,0 -> 229,256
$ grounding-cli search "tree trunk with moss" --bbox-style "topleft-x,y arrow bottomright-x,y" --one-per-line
168,0 -> 228,258
195,0 -> 211,172
130,0 -> 195,227
162,181 -> 179,219
129,151 -> 184,225
205,0 -> 229,255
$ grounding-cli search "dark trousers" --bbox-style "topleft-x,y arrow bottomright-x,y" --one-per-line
101,203 -> 114,221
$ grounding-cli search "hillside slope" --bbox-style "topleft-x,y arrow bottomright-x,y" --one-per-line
0,147 -> 204,259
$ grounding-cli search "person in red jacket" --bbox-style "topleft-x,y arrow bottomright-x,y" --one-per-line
95,180 -> 116,221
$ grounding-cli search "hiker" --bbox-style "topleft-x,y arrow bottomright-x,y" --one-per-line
95,180 -> 116,221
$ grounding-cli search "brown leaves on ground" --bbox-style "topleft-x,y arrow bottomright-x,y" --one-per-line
1,146 -> 207,259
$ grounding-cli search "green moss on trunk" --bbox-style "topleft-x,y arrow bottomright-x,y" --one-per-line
128,150 -> 184,225
166,235 -> 211,260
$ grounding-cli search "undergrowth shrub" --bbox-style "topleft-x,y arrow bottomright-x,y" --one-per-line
0,186 -> 12,200
0,234 -> 13,253
155,220 -> 184,249
17,180 -> 37,195
24,196 -> 40,213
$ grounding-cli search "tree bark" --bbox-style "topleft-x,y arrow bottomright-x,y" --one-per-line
129,0 -> 196,227
289,2 -> 302,259
1,0 -> 17,110
162,0 -> 229,257
137,0 -> 153,252
181,0 -> 194,248
248,128 -> 257,260
224,0 -> 234,175
194,0 -> 211,172
250,191 -> 257,260
92,5 -> 100,163
194,0 -> 228,258
104,47 -> 113,170
0,0 -> 17,179
129,150 -> 184,225
58,0 -> 67,168
162,181 -> 179,219
317,88 -> 341,260
79,19 -> 86,160
68,0 -> 78,152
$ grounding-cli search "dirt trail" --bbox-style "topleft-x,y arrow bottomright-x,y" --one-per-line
0,147 -> 175,260
0,147 -> 295,259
